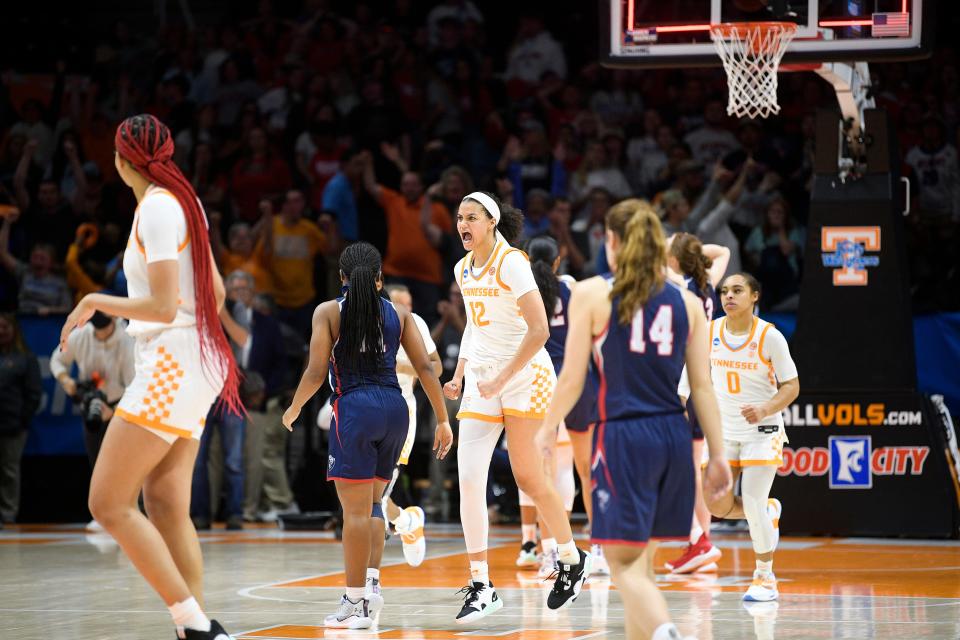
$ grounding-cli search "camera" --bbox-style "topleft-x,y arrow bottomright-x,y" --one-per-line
75,380 -> 109,431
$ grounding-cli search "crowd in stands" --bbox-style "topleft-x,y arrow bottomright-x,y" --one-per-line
1,0 -> 958,522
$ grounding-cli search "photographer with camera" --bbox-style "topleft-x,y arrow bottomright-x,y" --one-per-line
51,310 -> 135,529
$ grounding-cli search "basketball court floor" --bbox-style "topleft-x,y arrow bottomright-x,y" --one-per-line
1,523 -> 958,639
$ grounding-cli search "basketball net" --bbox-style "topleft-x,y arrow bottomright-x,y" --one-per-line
710,22 -> 798,119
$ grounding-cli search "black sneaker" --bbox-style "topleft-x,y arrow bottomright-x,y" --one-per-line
546,548 -> 593,610
516,539 -> 538,567
455,580 -> 503,624
179,620 -> 233,639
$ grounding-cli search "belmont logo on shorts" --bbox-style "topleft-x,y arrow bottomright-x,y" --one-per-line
829,436 -> 871,489
782,402 -> 922,426
779,441 -> 930,488
821,226 -> 881,286
328,455 -> 335,472
596,489 -> 611,514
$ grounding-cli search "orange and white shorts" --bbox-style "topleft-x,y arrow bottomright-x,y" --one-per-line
116,327 -> 224,445
702,431 -> 787,468
397,393 -> 417,466
457,350 -> 556,424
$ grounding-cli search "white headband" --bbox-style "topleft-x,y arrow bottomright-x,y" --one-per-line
463,191 -> 500,223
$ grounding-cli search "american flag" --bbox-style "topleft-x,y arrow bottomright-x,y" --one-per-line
872,12 -> 910,37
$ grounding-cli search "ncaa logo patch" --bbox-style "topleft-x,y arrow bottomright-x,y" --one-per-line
829,435 -> 872,489
328,455 -> 336,472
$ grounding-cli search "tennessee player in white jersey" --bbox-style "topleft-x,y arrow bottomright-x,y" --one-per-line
60,115 -> 239,640
443,191 -> 591,624
379,285 -> 442,572
702,272 -> 799,603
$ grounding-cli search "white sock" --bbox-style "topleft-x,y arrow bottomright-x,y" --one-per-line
690,518 -> 704,545
469,560 -> 489,585
757,559 -> 773,574
557,539 -> 579,565
168,596 -> 211,633
542,537 -> 558,554
346,586 -> 366,602
366,568 -> 380,581
651,622 -> 683,640
521,524 -> 537,544
391,508 -> 412,532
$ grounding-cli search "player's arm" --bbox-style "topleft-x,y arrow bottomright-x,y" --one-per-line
283,301 -> 336,430
477,288 -> 549,398
682,290 -> 732,501
741,329 -> 800,424
702,244 -> 731,288
398,306 -> 453,459
540,277 -> 605,430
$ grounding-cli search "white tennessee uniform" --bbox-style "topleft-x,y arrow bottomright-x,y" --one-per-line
455,240 -> 556,422
115,186 -> 224,444
698,316 -> 797,467
396,312 -> 437,465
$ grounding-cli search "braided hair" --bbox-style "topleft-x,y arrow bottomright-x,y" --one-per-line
526,236 -> 560,318
338,242 -> 385,373
114,114 -> 241,415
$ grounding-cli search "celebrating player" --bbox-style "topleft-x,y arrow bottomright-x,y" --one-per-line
444,191 -> 592,624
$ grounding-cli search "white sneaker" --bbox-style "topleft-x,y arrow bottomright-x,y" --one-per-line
324,595 -> 372,629
537,548 -> 558,579
85,519 -> 103,532
743,570 -> 779,602
365,577 -> 383,616
396,506 -> 426,567
767,499 -> 782,552
516,540 -> 538,567
455,581 -> 503,624
590,544 -> 610,576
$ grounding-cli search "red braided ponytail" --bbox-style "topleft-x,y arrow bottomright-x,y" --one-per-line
115,114 -> 242,416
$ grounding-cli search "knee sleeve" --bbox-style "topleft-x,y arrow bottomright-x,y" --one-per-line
457,420 -> 503,554
381,466 -> 401,501
371,502 -> 384,519
740,465 -> 778,554
555,444 -> 575,512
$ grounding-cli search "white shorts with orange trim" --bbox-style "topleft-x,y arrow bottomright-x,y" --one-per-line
397,394 -> 417,466
703,432 -> 786,468
116,327 -> 224,445
456,350 -> 556,424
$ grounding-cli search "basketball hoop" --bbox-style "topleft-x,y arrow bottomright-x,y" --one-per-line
710,22 -> 798,119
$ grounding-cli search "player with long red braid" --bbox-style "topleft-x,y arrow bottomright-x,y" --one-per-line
60,114 -> 238,640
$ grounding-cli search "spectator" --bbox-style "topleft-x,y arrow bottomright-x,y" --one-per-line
0,210 -> 71,315
684,99 -> 741,170
192,397 -> 246,531
499,123 -> 568,209
905,117 -> 960,222
9,100 -> 55,168
427,0 -> 484,47
269,189 -> 327,338
241,371 -> 297,522
504,14 -> 567,95
300,120 -> 344,211
210,204 -> 275,295
569,140 -> 632,208
522,188 -> 553,239
546,196 -> 587,277
13,140 -> 78,260
362,146 -> 451,324
0,312 -> 41,524
229,126 -> 292,222
321,147 -> 366,243
50,311 -> 135,530
570,187 -> 613,276
214,57 -> 263,129
744,196 -> 805,310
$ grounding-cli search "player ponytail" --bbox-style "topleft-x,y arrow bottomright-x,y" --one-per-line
114,114 -> 241,415
526,236 -> 560,319
338,242 -> 385,373
670,232 -> 712,293
610,201 -> 667,325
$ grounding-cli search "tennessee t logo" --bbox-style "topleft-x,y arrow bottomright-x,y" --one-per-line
821,226 -> 881,286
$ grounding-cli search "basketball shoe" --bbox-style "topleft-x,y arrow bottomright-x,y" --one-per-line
743,570 -> 779,602
516,540 -> 538,567
590,544 -> 610,576
177,620 -> 233,640
324,595 -> 373,629
665,533 -> 722,574
455,581 -> 503,623
365,576 -> 383,615
546,548 -> 593,610
396,506 -> 426,567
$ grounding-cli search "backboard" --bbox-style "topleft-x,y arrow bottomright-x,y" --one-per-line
602,0 -> 933,68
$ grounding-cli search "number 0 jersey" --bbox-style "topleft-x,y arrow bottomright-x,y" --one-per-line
455,240 -> 544,368
708,316 -> 798,441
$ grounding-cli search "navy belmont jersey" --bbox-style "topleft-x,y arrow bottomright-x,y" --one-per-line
593,279 -> 689,422
329,296 -> 402,396
684,276 -> 719,322
545,276 -> 575,371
